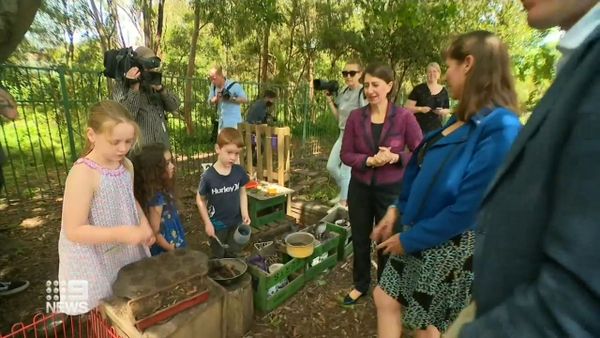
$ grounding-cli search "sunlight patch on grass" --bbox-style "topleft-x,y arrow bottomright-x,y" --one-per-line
20,216 -> 46,229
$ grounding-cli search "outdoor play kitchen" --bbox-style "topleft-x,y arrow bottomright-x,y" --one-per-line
96,189 -> 351,337
92,125 -> 354,338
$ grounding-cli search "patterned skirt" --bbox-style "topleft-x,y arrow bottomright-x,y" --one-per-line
378,231 -> 474,331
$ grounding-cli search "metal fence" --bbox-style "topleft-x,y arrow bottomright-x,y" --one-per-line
0,65 -> 339,200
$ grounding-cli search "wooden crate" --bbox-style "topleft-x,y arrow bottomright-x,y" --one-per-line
238,123 -> 291,186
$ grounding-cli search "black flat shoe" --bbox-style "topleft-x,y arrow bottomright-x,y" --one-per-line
343,292 -> 364,305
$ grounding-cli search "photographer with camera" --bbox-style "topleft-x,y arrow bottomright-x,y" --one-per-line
318,59 -> 366,208
208,65 -> 248,130
112,46 -> 180,147
246,89 -> 277,125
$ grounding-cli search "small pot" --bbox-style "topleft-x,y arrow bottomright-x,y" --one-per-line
233,224 -> 252,245
284,232 -> 315,258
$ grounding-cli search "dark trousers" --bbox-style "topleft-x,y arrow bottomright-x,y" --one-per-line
347,178 -> 402,294
210,227 -> 242,258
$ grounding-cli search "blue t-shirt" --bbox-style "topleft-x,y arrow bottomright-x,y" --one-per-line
147,192 -> 187,256
207,79 -> 247,129
198,164 -> 249,230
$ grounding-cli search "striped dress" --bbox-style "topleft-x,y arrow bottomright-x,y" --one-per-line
58,158 -> 149,315
113,81 -> 180,147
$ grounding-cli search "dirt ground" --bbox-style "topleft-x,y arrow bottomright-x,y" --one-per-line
0,152 -> 388,337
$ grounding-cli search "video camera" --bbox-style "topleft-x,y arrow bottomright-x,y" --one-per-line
103,47 -> 162,86
313,79 -> 339,95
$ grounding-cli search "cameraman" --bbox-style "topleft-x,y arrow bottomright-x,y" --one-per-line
325,60 -> 366,208
246,89 -> 277,125
113,46 -> 180,147
208,65 -> 248,130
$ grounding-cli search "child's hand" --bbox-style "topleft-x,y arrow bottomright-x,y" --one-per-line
205,223 -> 216,238
122,225 -> 153,245
242,214 -> 251,226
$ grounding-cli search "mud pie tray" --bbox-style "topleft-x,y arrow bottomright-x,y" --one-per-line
128,274 -> 210,332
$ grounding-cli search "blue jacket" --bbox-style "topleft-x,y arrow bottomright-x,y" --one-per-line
394,107 -> 521,254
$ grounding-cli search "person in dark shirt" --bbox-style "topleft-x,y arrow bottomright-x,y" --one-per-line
246,90 -> 277,125
404,62 -> 451,134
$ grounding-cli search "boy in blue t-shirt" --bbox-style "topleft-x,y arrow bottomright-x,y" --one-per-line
196,127 -> 250,258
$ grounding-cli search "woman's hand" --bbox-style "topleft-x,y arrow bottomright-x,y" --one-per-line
375,147 -> 400,165
376,234 -> 405,255
372,207 -> 398,243
367,155 -> 387,167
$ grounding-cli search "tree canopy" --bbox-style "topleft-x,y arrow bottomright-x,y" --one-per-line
9,0 -> 559,111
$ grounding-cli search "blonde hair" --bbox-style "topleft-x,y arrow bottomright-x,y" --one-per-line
83,100 -> 140,155
217,127 -> 244,148
427,62 -> 441,73
445,31 -> 519,121
210,65 -> 225,77
346,58 -> 363,71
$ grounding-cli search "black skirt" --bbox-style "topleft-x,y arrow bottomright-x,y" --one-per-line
378,231 -> 474,331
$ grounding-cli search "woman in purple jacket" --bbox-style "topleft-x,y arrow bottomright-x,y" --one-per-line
340,63 -> 422,305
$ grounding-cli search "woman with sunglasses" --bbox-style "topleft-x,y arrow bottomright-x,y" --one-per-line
405,62 -> 451,135
325,60 -> 367,208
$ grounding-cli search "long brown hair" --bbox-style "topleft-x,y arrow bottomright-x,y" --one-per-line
83,100 -> 140,155
131,143 -> 174,211
445,31 -> 519,121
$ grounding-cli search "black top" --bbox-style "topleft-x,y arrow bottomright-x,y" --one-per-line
417,132 -> 444,167
408,83 -> 450,134
246,99 -> 273,124
371,122 -> 384,152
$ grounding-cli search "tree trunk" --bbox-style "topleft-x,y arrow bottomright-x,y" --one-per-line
394,62 -> 409,104
88,0 -> 110,53
60,0 -> 75,67
154,0 -> 166,56
142,0 -> 153,49
88,0 -> 114,93
260,23 -> 271,85
108,0 -> 126,47
183,0 -> 202,135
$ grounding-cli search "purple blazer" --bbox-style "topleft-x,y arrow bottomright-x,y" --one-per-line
341,103 -> 422,186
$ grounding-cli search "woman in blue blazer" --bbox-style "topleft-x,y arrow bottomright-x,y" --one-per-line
371,31 -> 523,338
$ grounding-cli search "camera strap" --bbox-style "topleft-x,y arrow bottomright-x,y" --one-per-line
225,81 -> 237,92
211,80 -> 238,96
